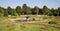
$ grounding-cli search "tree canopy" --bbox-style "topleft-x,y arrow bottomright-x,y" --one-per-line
0,4 -> 60,16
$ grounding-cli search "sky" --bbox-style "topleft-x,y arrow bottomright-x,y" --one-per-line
0,0 -> 60,8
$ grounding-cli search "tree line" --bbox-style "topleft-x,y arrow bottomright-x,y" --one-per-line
0,4 -> 60,16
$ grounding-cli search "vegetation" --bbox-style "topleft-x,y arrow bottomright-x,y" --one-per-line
0,4 -> 60,31
0,15 -> 60,31
0,4 -> 60,16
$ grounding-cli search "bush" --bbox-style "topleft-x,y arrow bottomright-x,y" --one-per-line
48,21 -> 57,24
0,13 -> 3,17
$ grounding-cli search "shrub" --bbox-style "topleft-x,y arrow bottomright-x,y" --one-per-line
48,21 -> 57,24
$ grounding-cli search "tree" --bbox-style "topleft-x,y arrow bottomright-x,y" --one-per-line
26,7 -> 32,14
22,4 -> 31,14
43,6 -> 49,15
58,7 -> 60,16
0,4 -> 60,16
39,9 -> 43,15
0,7 -> 4,16
50,8 -> 58,16
16,6 -> 22,15
11,9 -> 18,16
49,8 -> 54,16
7,6 -> 12,15
4,9 -> 8,16
54,9 -> 58,16
31,6 -> 39,15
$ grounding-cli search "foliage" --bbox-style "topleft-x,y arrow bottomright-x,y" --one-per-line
0,4 -> 60,16
31,6 -> 39,14
16,6 -> 22,15
48,21 -> 57,24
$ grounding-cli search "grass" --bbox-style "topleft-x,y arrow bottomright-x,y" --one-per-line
0,15 -> 60,31
0,21 -> 60,31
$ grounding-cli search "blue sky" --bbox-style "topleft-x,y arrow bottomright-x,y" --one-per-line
0,0 -> 60,8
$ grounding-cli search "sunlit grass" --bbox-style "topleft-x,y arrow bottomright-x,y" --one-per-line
0,15 -> 60,31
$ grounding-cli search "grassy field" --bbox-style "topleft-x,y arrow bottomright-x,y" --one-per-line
0,15 -> 60,31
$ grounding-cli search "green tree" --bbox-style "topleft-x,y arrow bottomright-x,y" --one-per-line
43,6 -> 49,15
58,7 -> 60,16
0,7 -> 4,16
16,6 -> 22,15
11,9 -> 18,16
4,9 -> 8,16
7,6 -> 12,15
49,8 -> 55,16
50,8 -> 58,16
22,4 -> 31,14
39,9 -> 43,15
31,6 -> 39,15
